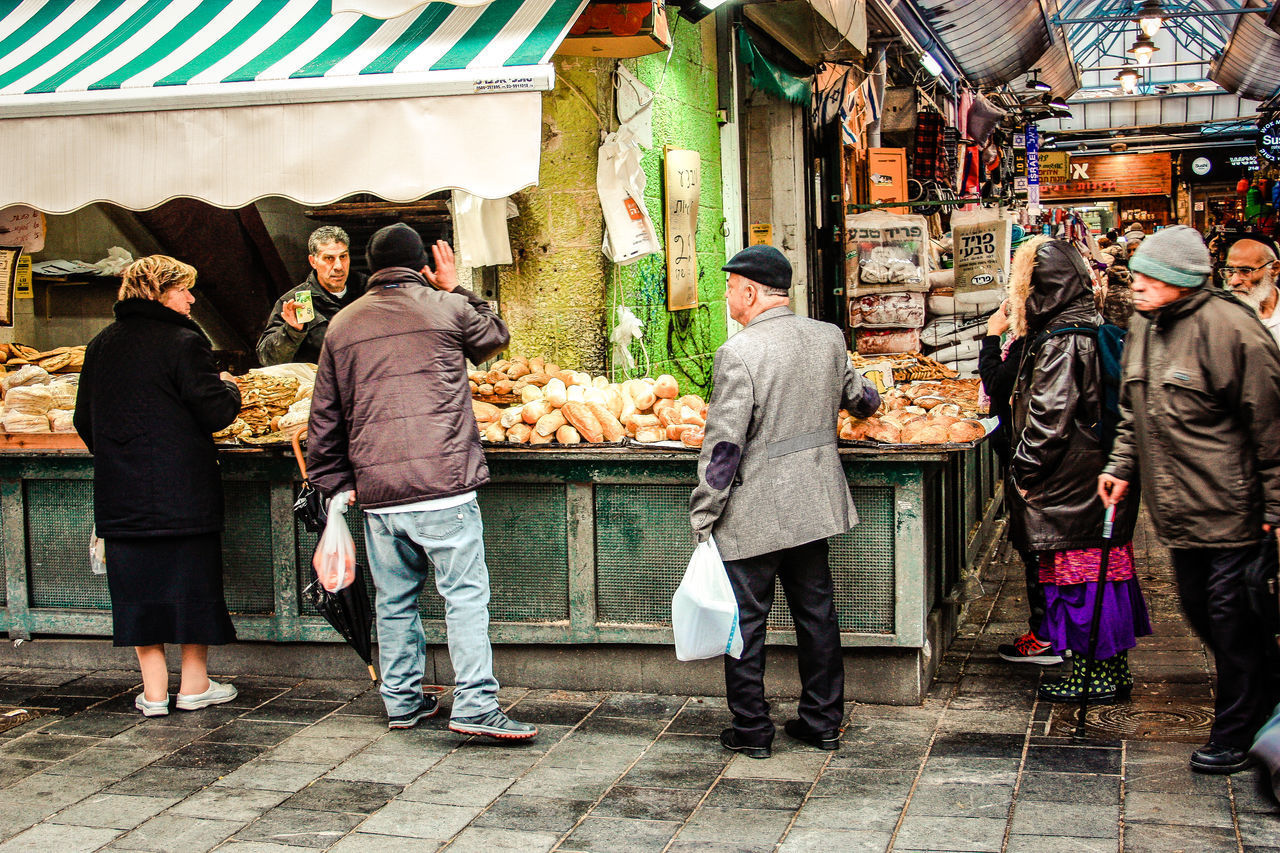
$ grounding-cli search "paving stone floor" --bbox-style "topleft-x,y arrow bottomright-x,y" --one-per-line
1,512 -> 1277,852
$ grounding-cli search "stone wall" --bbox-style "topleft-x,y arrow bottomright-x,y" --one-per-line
500,17 -> 725,396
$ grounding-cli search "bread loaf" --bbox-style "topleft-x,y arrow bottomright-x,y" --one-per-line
556,425 -> 581,444
500,406 -> 524,429
530,357 -> 545,372
506,423 -> 533,443
561,401 -> 604,443
477,383 -> 493,396
903,422 -> 949,444
508,362 -> 531,379
4,385 -> 55,414
679,405 -> 706,426
586,402 -> 625,442
544,378 -> 568,407
864,419 -> 901,443
656,405 -> 680,428
948,420 -> 986,443
653,374 -> 679,399
626,380 -> 656,411
3,410 -> 49,433
529,427 -> 554,445
47,409 -> 75,432
681,426 -> 705,448
535,409 -> 567,437
520,385 -> 543,404
634,425 -> 665,443
677,394 -> 705,411
667,423 -> 695,441
604,385 -> 625,419
482,421 -> 506,442
2,364 -> 51,394
623,413 -> 660,433
522,399 -> 553,425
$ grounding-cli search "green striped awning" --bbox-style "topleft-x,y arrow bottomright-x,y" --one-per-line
0,0 -> 588,116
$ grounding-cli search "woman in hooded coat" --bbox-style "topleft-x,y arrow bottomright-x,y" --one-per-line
1006,236 -> 1150,703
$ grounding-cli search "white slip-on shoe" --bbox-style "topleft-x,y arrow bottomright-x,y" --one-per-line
175,680 -> 238,711
134,693 -> 170,717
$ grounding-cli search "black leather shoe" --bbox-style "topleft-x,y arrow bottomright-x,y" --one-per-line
783,719 -> 840,751
1190,743 -> 1255,775
720,728 -> 771,759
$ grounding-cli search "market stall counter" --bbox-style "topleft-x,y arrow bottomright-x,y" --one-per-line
0,438 -> 1001,705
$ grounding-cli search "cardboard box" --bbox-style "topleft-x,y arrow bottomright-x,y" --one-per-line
555,1 -> 671,58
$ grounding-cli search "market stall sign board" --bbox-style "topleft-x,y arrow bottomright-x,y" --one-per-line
1260,113 -> 1280,165
1040,153 -> 1171,199
1037,152 -> 1070,184
663,147 -> 700,311
0,248 -> 17,327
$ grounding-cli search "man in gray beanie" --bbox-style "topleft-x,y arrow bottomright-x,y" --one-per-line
1099,225 -> 1280,774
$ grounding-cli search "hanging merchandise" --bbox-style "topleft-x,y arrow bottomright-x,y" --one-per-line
951,208 -> 1012,308
912,111 -> 946,182
452,191 -> 514,267
615,64 -> 654,150
597,127 -> 661,264
846,211 -> 931,355
609,304 -> 649,374
736,28 -> 811,105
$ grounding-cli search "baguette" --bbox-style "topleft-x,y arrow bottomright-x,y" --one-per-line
522,398 -> 553,424
535,409 -> 567,437
587,401 -> 626,442
499,406 -> 525,429
562,401 -> 605,443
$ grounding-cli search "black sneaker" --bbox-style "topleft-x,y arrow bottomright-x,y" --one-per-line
388,694 -> 439,730
783,719 -> 841,751
449,708 -> 538,741
719,727 -> 771,759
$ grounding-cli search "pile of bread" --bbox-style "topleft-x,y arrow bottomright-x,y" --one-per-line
0,365 -> 79,433
472,357 -> 706,447
214,374 -> 313,444
838,378 -> 987,445
0,343 -> 85,374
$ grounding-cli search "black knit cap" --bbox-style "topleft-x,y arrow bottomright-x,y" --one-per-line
722,244 -> 791,289
366,223 -> 430,273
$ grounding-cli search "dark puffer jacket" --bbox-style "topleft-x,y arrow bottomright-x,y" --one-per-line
306,267 -> 509,509
1007,239 -> 1140,552
1103,287 -> 1280,548
74,299 -> 242,537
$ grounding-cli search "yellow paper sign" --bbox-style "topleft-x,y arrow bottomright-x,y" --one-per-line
749,224 -> 773,246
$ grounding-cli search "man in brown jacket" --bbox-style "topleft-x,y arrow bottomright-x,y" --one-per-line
308,223 -> 536,741
1099,225 -> 1280,774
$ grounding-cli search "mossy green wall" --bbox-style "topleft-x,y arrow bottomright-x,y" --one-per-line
613,18 -> 725,396
500,17 -> 726,396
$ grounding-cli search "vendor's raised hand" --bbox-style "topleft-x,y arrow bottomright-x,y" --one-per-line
282,300 -> 304,331
424,240 -> 458,293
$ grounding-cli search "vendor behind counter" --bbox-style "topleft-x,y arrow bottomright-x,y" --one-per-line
257,226 -> 366,365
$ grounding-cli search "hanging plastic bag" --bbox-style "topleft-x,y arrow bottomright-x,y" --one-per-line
671,536 -> 744,661
89,526 -> 106,575
597,126 -> 660,264
314,491 -> 356,592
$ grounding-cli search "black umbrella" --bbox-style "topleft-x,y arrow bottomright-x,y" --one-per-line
291,427 -> 325,533
304,566 -> 378,682
1076,503 -> 1117,739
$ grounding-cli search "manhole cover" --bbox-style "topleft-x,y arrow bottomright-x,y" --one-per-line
1137,575 -> 1176,594
0,707 -> 44,734
1048,700 -> 1213,743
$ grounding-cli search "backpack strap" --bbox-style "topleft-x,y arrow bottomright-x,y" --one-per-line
1016,322 -> 1106,446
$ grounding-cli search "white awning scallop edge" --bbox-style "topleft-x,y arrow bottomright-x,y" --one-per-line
0,91 -> 544,213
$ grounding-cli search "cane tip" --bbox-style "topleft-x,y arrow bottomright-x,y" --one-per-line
367,664 -> 378,682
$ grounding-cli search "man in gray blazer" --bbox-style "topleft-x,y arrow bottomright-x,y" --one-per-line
690,245 -> 881,759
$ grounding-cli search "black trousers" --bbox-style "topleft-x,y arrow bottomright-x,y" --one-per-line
1171,544 -> 1275,750
723,539 -> 844,746
1019,547 -> 1048,639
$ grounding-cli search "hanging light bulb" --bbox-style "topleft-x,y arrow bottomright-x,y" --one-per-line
1137,0 -> 1165,39
1128,33 -> 1159,66
1114,65 -> 1139,94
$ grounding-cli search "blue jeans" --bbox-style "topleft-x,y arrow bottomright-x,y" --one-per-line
363,498 -> 499,719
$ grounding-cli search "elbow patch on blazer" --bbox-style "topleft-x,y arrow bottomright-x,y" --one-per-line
705,441 -> 742,490
856,384 -> 881,416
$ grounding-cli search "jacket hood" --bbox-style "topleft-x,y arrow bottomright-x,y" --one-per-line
1008,237 -> 1096,337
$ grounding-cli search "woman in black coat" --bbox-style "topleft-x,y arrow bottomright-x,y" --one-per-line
74,256 -> 243,717
1005,237 -> 1148,704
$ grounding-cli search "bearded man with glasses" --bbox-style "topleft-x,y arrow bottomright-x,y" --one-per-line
1223,237 -> 1280,347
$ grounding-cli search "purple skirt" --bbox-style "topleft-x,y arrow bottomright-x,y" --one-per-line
1041,576 -> 1152,660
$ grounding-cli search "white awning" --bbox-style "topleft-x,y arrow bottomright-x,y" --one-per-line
0,0 -> 588,212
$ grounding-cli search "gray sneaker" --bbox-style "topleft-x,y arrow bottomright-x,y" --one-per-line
175,680 -> 238,711
134,693 -> 170,717
448,708 -> 538,741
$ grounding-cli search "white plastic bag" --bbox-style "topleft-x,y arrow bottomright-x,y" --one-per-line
89,526 -> 106,575
672,536 -> 744,661
313,491 -> 356,592
597,126 -> 660,264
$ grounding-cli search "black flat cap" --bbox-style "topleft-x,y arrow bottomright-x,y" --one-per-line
722,245 -> 791,289
366,223 -> 430,273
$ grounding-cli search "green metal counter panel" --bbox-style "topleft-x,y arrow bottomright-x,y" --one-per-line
0,446 -> 995,650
